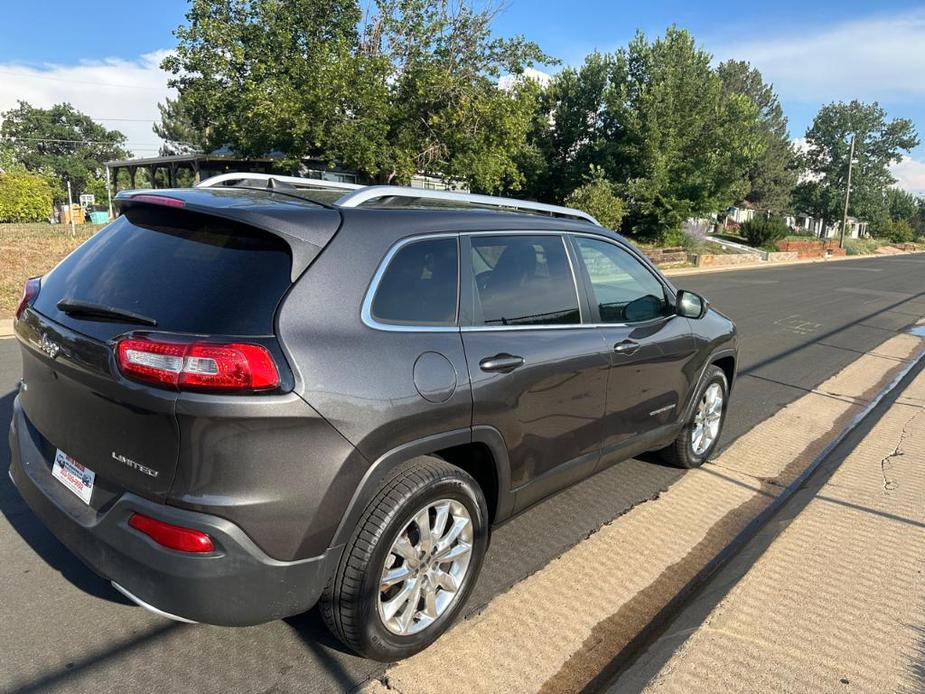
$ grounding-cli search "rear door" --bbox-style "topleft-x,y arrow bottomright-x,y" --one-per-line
460,232 -> 610,510
17,203 -> 295,505
569,234 -> 695,459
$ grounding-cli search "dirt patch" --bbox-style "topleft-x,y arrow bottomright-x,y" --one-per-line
0,223 -> 103,317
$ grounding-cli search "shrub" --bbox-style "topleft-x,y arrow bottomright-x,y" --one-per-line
887,219 -> 915,244
564,171 -> 625,231
0,172 -> 54,223
740,215 -> 789,249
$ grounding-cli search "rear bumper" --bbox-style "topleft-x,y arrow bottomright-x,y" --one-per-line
8,394 -> 341,626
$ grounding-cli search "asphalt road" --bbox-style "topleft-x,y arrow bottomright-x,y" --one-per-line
2,253 -> 925,694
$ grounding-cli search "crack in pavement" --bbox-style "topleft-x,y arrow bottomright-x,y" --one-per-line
879,407 -> 924,494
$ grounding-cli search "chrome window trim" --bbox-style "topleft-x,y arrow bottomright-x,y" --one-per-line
360,229 -> 653,333
361,233 -> 461,333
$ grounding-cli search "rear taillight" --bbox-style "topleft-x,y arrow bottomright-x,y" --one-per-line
116,336 -> 279,392
15,277 -> 41,319
128,513 -> 214,553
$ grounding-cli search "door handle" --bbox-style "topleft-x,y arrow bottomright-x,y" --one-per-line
613,339 -> 640,356
479,353 -> 525,373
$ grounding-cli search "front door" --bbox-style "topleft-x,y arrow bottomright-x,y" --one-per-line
569,235 -> 696,461
460,233 -> 610,509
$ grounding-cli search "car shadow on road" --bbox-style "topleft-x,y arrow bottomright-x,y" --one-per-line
0,389 -> 129,605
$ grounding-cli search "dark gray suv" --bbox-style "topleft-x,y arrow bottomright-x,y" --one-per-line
8,176 -> 736,660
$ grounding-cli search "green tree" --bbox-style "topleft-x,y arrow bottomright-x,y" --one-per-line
740,215 -> 789,249
563,167 -> 625,230
887,218 -> 915,244
717,60 -> 797,214
883,186 -> 920,222
606,28 -> 764,240
153,96 -> 207,155
520,52 -> 613,202
0,171 -> 54,222
162,0 -> 548,191
794,100 -> 919,230
0,101 -> 129,202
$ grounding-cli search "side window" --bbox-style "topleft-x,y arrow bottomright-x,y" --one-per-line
371,237 -> 458,325
574,237 -> 669,323
469,235 -> 580,326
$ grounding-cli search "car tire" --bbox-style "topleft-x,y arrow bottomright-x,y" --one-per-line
659,365 -> 728,469
320,456 -> 488,661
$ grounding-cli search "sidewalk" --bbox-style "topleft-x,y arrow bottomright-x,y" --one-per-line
619,365 -> 925,694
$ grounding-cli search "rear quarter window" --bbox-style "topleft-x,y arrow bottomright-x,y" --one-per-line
370,237 -> 459,326
34,206 -> 293,339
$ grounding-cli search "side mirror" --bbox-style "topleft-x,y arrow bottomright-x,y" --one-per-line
676,290 -> 708,319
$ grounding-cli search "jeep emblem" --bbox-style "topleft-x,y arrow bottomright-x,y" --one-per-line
39,334 -> 60,359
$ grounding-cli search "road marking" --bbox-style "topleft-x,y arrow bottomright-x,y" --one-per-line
836,287 -> 915,300
772,314 -> 822,336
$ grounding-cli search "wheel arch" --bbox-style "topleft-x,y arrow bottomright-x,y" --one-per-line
328,426 -> 513,549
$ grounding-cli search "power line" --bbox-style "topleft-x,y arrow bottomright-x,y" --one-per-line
5,136 -> 164,146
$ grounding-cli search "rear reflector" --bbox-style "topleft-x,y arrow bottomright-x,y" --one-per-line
116,337 -> 279,392
15,277 -> 41,319
128,513 -> 214,553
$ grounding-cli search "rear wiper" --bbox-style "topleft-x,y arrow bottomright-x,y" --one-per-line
56,299 -> 158,327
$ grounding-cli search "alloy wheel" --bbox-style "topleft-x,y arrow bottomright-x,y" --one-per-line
377,499 -> 473,636
692,382 -> 724,455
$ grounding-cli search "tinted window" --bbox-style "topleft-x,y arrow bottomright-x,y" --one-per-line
34,207 -> 293,338
371,237 -> 458,325
575,237 -> 669,323
470,235 -> 580,326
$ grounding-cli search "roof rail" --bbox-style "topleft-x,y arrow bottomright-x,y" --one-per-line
335,185 -> 601,226
196,172 -> 600,225
197,172 -> 363,191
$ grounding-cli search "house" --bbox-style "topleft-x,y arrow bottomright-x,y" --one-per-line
725,204 -> 756,225
820,216 -> 868,240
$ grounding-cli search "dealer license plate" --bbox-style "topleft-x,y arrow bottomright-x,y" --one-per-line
51,449 -> 95,504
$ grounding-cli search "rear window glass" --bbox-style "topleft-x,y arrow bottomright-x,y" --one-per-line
34,206 -> 292,337
371,237 -> 458,325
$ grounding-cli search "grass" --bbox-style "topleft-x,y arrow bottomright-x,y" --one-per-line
0,222 -> 105,318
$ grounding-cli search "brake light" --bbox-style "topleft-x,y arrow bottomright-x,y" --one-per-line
15,277 -> 41,319
116,337 -> 279,392
130,194 -> 185,208
128,513 -> 214,553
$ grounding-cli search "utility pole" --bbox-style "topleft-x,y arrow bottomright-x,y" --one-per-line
839,133 -> 856,249
105,165 -> 114,220
66,180 -> 76,237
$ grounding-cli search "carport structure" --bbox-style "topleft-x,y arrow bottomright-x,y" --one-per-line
105,154 -> 277,191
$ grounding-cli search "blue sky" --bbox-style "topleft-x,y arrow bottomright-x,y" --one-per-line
1,0 -> 924,192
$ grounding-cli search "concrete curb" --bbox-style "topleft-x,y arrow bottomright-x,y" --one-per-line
0,319 -> 13,338
591,339 -> 925,692
661,249 -> 925,278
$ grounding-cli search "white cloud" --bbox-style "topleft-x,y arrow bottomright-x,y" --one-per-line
498,67 -> 552,91
714,9 -> 925,102
891,156 -> 925,196
0,51 -> 173,158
